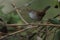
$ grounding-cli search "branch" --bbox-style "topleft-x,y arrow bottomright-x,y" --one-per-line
11,3 -> 29,24
0,23 -> 60,39
0,21 -> 60,27
7,24 -> 60,27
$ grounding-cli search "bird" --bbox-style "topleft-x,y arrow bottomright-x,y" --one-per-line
0,17 -> 8,36
28,6 -> 51,21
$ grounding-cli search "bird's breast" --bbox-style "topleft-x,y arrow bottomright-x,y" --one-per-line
28,11 -> 38,20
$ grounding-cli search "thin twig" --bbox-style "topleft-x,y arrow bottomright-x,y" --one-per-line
0,22 -> 60,27
11,2 -> 29,24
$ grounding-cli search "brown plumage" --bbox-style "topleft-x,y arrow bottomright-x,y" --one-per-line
28,6 -> 51,21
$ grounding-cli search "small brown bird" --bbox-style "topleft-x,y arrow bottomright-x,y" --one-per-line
28,6 -> 51,21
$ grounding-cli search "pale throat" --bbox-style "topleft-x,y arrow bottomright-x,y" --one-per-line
28,11 -> 38,19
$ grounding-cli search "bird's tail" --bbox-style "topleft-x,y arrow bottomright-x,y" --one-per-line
43,6 -> 51,12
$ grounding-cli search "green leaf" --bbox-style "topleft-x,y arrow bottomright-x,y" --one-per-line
49,18 -> 60,24
55,30 -> 60,40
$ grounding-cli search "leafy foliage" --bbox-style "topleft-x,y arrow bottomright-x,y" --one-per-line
6,11 -> 20,24
49,18 -> 60,24
0,6 -> 22,32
